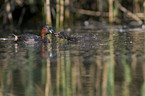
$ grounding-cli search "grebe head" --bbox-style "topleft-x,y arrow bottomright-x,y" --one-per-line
40,24 -> 56,39
45,24 -> 56,34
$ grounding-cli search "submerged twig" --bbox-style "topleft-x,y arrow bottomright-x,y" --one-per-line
12,34 -> 18,41
0,34 -> 17,41
0,38 -> 13,40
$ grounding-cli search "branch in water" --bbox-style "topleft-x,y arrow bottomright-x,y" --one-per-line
0,34 -> 17,41
0,38 -> 14,40
114,0 -> 143,24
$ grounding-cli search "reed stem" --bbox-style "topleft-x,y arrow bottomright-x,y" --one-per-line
46,0 -> 52,25
109,0 -> 113,23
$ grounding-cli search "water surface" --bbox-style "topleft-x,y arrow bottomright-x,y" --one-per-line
0,23 -> 145,96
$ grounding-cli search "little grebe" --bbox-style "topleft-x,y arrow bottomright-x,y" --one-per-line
14,24 -> 57,44
58,31 -> 101,43
58,31 -> 78,42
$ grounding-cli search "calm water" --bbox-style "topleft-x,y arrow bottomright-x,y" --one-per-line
0,23 -> 145,96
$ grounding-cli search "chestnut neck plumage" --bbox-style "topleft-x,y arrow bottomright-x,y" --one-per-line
40,27 -> 47,39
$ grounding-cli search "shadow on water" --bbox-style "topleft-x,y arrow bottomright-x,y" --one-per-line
0,23 -> 145,96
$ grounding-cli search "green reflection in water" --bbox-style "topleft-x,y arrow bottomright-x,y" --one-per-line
107,29 -> 114,96
0,26 -> 145,96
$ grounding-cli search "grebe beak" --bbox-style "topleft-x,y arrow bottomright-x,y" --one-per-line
45,24 -> 59,37
45,24 -> 56,34
46,29 -> 59,37
48,28 -> 56,34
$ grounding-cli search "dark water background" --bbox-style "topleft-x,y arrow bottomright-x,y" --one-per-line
0,22 -> 145,96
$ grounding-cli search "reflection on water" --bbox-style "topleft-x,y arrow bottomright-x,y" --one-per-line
0,25 -> 145,96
